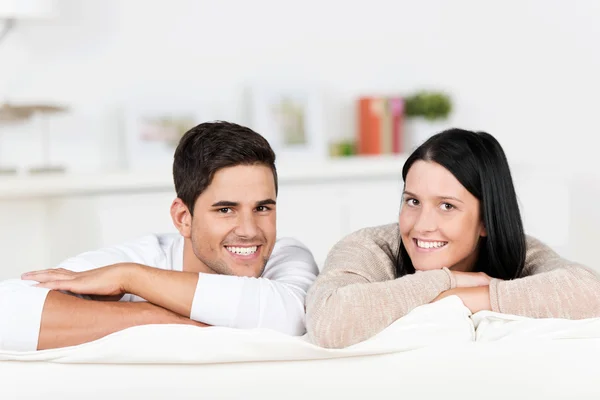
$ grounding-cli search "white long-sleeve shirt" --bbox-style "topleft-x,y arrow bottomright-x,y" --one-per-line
0,234 -> 318,351
57,234 -> 319,335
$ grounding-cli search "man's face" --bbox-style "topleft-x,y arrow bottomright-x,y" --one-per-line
188,164 -> 277,277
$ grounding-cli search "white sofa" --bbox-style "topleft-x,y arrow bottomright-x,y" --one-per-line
2,297 -> 599,399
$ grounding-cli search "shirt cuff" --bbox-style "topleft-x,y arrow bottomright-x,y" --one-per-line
0,279 -> 50,351
189,273 -> 245,328
488,278 -> 501,312
442,267 -> 457,289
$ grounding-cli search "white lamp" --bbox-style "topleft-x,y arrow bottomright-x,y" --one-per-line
0,0 -> 62,174
0,0 -> 56,43
0,0 -> 57,18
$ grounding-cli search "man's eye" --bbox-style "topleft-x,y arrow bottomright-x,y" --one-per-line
218,208 -> 231,214
256,206 -> 271,212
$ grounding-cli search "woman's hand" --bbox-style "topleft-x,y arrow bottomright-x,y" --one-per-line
432,286 -> 492,313
451,271 -> 492,288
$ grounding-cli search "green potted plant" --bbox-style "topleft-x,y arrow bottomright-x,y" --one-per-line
403,91 -> 452,151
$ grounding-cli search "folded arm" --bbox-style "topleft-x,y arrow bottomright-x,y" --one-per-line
490,236 -> 600,319
306,225 -> 455,349
28,238 -> 319,336
168,238 -> 319,336
38,290 -> 207,350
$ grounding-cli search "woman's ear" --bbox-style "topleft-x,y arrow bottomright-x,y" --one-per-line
479,222 -> 487,238
171,198 -> 193,238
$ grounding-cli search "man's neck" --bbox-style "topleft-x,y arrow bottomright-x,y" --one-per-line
182,238 -> 217,274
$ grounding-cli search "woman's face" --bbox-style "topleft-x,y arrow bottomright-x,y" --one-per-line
399,160 -> 486,272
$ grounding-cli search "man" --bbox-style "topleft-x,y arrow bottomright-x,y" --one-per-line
1,121 -> 318,351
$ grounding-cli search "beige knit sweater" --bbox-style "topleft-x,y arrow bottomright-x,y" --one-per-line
306,223 -> 600,348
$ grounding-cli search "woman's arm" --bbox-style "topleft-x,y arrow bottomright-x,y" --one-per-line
306,224 -> 455,349
489,235 -> 600,319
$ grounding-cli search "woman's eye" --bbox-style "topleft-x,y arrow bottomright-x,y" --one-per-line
405,198 -> 419,206
441,203 -> 454,211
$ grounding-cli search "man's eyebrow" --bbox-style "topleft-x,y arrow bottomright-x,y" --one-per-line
256,199 -> 276,206
211,201 -> 239,207
210,199 -> 277,207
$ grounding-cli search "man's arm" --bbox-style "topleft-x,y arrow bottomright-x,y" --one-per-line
30,238 -> 319,336
38,290 -> 207,350
25,264 -> 199,318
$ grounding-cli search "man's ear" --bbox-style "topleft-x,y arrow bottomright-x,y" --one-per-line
171,198 -> 193,238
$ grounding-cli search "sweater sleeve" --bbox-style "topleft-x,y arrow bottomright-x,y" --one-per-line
489,235 -> 600,319
305,223 -> 456,349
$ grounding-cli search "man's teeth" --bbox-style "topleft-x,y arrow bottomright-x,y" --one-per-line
416,240 -> 447,249
226,246 -> 258,255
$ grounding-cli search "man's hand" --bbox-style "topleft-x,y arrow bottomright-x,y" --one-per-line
431,286 -> 492,313
23,264 -> 199,319
21,264 -> 136,298
451,271 -> 492,288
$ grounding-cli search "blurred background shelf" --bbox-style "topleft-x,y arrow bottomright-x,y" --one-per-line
0,155 -> 409,200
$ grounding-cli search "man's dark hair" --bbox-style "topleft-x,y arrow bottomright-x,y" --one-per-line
173,121 -> 278,214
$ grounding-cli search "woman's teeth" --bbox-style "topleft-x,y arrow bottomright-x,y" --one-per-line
416,240 -> 447,249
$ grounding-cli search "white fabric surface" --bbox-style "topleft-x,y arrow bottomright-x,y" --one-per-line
0,296 -> 600,400
0,296 -> 474,363
2,340 -> 600,400
473,308 -> 600,341
2,296 -> 600,399
2,294 -> 600,365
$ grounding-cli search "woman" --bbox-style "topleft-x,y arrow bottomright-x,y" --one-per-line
306,128 -> 600,349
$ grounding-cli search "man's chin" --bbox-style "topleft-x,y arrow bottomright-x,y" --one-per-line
221,253 -> 264,277
228,261 -> 266,278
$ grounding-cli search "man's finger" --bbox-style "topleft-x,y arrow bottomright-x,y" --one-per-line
22,268 -> 73,278
21,269 -> 52,277
35,280 -> 73,291
24,272 -> 75,283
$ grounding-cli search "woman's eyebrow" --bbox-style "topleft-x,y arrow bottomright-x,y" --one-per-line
402,191 -> 464,204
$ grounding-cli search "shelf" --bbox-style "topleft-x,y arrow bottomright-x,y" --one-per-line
0,155 -> 409,200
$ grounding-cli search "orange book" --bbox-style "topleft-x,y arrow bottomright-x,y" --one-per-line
358,97 -> 383,155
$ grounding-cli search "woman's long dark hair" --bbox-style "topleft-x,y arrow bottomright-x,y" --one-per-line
396,128 -> 526,280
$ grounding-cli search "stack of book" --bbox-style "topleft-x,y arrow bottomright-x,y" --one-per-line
357,97 -> 404,155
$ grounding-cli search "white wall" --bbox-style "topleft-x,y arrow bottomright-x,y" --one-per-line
1,0 -> 599,169
0,0 -> 599,268
1,162 -> 584,280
